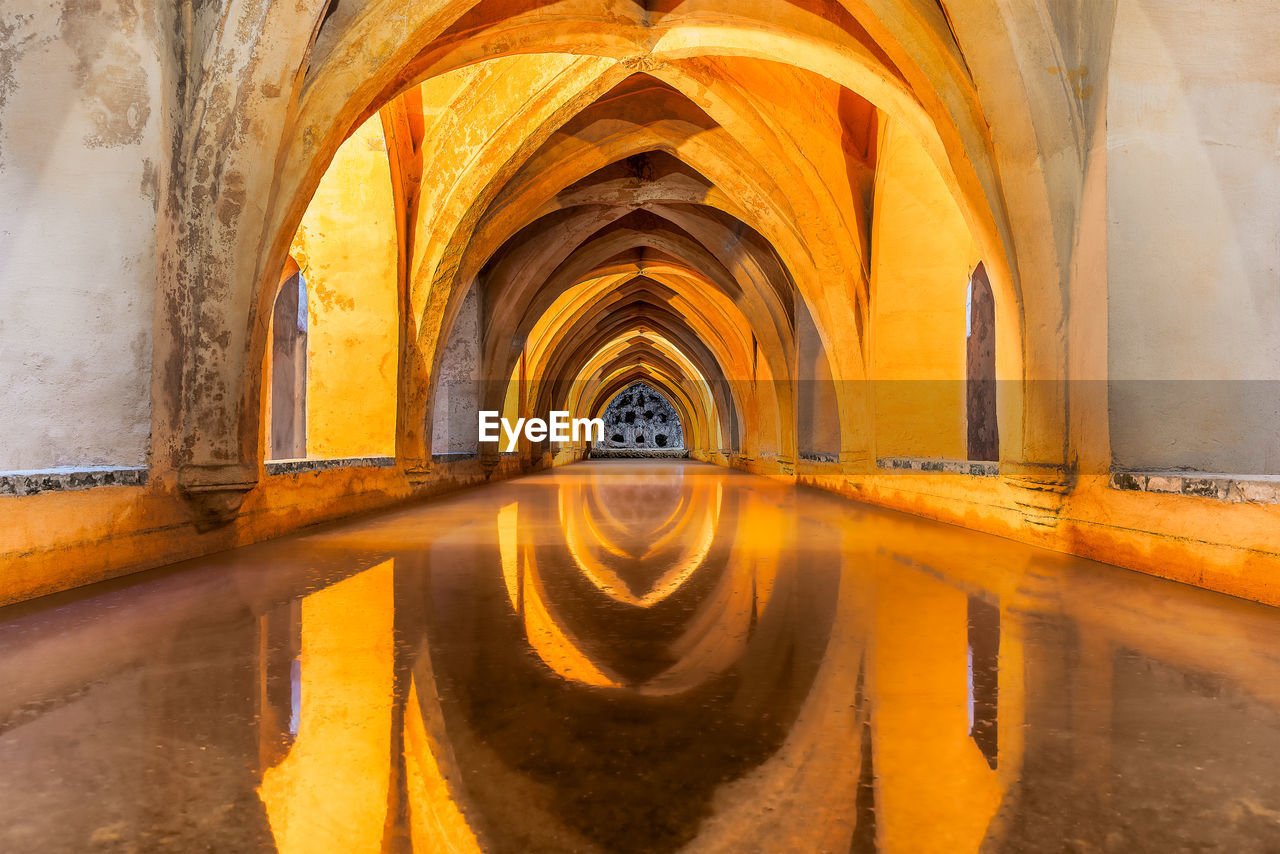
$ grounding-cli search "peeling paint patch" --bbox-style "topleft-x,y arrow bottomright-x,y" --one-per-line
312,278 -> 356,312
0,12 -> 48,169
60,0 -> 151,148
140,157 -> 158,209
216,171 -> 246,227
83,60 -> 150,147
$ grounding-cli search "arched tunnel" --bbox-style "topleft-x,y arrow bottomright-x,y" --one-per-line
5,1 -> 1280,851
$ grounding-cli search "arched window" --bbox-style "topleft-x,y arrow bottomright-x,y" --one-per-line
269,268 -> 308,460
600,382 -> 685,453
966,262 -> 998,461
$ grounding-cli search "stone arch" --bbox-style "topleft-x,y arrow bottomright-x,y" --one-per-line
168,0 -> 1080,516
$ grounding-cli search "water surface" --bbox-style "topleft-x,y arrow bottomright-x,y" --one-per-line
2,460 -> 1279,853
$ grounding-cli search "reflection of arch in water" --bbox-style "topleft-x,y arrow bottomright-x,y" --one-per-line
497,479 -> 788,696
559,479 -> 720,608
424,481 -> 844,852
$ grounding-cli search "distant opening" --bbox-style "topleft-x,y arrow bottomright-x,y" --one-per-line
269,270 -> 308,460
966,262 -> 999,461
597,381 -> 686,454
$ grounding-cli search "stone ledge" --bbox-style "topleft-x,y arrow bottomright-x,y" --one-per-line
265,456 -> 396,476
589,448 -> 690,459
1110,471 -> 1280,504
0,466 -> 148,497
431,452 -> 478,463
877,457 -> 999,477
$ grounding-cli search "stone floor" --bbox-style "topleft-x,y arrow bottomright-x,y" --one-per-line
2,460 -> 1279,853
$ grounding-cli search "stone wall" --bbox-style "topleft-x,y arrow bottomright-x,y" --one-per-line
0,0 -> 164,469
432,283 -> 481,454
1107,0 -> 1280,474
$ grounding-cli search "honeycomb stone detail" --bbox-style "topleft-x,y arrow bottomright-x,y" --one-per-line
600,382 -> 685,452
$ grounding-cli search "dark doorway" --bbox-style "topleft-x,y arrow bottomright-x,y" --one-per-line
269,270 -> 308,460
966,262 -> 999,461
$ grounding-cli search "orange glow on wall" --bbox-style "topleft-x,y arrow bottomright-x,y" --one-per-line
257,560 -> 395,853
290,115 -> 399,460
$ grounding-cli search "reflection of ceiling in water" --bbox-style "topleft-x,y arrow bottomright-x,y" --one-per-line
421,466 -> 846,854
495,469 -> 788,695
9,465 -> 1280,854
559,476 -> 721,607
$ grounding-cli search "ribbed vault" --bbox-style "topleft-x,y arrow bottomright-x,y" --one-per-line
165,0 -> 1081,514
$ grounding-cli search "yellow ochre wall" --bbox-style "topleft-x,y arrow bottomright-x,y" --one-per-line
289,115 -> 399,460
871,121 -> 980,461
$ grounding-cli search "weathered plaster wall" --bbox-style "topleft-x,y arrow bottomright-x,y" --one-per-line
432,283 -> 480,454
290,115 -> 398,460
0,0 -> 161,469
871,122 -> 980,461
1107,0 -> 1280,474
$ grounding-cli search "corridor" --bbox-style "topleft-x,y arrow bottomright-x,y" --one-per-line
2,461 -> 1279,853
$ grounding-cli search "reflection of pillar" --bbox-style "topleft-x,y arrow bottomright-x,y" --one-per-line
137,604 -> 276,849
851,661 -> 878,854
968,594 -> 1000,769
990,612 -> 1114,850
1068,633 -> 1115,819
382,556 -> 434,853
398,542 -> 487,854
866,556 -> 1007,853
256,600 -> 302,771
257,561 -> 395,854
